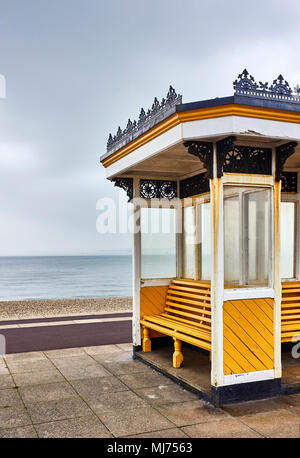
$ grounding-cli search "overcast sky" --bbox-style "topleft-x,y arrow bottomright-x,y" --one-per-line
0,0 -> 300,256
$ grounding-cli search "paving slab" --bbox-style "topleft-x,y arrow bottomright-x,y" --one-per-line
0,388 -> 22,407
119,370 -> 174,389
134,384 -> 199,406
222,396 -> 289,417
0,374 -> 16,389
35,415 -> 112,438
0,405 -> 32,428
1,345 -> 299,438
70,376 -> 128,400
116,343 -> 133,352
239,409 -> 300,438
92,351 -> 133,364
44,347 -> 86,358
84,344 -> 124,356
6,358 -> 54,374
0,425 -> 38,438
26,397 -> 92,424
129,428 -> 189,438
98,405 -> 174,437
5,351 -> 46,362
101,359 -> 153,376
156,400 -> 228,427
50,354 -> 96,369
13,368 -> 65,387
91,390 -> 148,412
0,366 -> 9,375
58,363 -> 110,380
182,417 -> 264,438
19,381 -> 77,403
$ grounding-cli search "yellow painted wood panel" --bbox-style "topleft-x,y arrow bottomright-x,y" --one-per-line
140,285 -> 169,339
281,281 -> 300,342
223,298 -> 274,375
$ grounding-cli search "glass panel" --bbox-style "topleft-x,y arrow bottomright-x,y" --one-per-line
141,208 -> 176,279
224,186 -> 271,287
224,195 -> 240,284
183,206 -> 196,279
280,202 -> 296,279
199,203 -> 211,280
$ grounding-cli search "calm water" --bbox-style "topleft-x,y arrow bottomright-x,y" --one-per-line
0,256 -> 133,301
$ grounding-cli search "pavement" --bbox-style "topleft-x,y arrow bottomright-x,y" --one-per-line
0,344 -> 300,438
0,312 -> 132,353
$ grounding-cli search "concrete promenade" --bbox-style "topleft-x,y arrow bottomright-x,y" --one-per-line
0,344 -> 300,438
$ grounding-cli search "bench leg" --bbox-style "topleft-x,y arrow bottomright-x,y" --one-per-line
142,327 -> 151,352
173,338 -> 183,368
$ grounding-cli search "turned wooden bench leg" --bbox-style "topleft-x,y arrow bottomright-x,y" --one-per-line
142,327 -> 151,352
173,338 -> 183,368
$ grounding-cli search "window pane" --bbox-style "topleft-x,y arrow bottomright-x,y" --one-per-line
141,208 -> 176,278
183,206 -> 196,279
199,203 -> 211,280
224,195 -> 240,284
280,202 -> 295,279
224,186 -> 271,287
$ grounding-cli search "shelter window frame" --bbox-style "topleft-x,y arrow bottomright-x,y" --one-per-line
140,198 -> 181,283
181,192 -> 211,281
222,175 -> 273,290
280,197 -> 298,281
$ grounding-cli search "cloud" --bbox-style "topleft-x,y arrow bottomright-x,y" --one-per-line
0,0 -> 299,255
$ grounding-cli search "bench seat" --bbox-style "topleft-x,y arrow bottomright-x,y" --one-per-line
140,279 -> 211,368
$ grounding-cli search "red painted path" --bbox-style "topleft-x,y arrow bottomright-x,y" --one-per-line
0,313 -> 132,354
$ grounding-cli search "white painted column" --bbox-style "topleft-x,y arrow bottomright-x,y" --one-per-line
273,149 -> 282,379
210,142 -> 224,387
132,177 -> 141,347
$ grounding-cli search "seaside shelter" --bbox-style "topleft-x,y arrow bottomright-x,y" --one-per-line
100,70 -> 300,405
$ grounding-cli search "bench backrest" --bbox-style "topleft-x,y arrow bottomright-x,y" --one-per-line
164,278 -> 211,332
281,281 -> 300,342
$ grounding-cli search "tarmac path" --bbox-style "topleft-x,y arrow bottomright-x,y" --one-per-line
0,312 -> 132,353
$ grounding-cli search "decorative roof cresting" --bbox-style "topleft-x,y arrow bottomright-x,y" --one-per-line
233,69 -> 300,103
107,86 -> 182,154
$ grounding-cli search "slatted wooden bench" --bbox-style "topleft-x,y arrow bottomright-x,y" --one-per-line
140,278 -> 211,368
281,281 -> 300,343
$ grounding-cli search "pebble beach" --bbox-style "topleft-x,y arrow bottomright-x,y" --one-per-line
0,297 -> 132,320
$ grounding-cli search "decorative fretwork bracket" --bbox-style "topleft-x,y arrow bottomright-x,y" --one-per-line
140,180 -> 177,199
179,172 -> 209,198
216,136 -> 236,178
183,141 -> 214,179
275,142 -> 297,182
281,171 -> 298,193
111,177 -> 133,202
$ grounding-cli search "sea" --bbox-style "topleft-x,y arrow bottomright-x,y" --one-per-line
0,256 -> 133,301
0,254 -> 176,301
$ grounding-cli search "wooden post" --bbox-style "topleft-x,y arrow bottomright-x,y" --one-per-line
142,327 -> 151,352
173,338 -> 183,368
273,149 -> 282,380
132,177 -> 141,348
210,142 -> 224,387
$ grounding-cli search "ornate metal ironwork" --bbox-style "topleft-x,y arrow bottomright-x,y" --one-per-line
275,142 -> 298,181
281,172 -> 298,193
183,141 -> 214,179
233,69 -> 300,103
216,136 -> 236,178
112,177 -> 133,202
179,172 -> 209,198
216,137 -> 272,176
107,86 -> 182,154
140,180 -> 177,199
